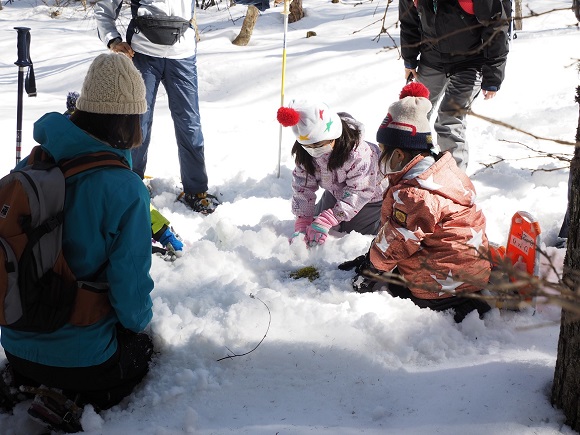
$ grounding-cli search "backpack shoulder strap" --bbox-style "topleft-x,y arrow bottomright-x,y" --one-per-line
59,152 -> 130,179
27,145 -> 55,166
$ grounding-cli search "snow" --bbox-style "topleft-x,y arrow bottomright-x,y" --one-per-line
0,0 -> 578,433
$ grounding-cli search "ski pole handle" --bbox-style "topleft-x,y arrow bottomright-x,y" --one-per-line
15,27 -> 32,67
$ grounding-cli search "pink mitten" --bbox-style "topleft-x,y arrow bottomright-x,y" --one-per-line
289,216 -> 314,244
304,209 -> 339,247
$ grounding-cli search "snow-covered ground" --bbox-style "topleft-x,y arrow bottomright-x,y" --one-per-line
0,0 -> 579,433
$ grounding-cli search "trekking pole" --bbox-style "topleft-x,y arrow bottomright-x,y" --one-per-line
14,27 -> 36,165
276,0 -> 291,178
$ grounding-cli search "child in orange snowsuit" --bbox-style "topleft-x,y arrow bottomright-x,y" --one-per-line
343,82 -> 491,323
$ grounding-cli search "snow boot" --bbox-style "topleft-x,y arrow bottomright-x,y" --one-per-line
177,192 -> 221,214
143,175 -> 154,198
0,368 -> 16,412
0,365 -> 33,413
25,386 -> 83,433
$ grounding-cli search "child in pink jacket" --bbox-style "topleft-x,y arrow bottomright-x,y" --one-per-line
343,82 -> 491,323
277,101 -> 385,248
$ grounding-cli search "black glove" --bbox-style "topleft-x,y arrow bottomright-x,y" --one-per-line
338,254 -> 367,271
340,251 -> 384,293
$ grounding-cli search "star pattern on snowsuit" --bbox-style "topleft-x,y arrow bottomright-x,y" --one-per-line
395,226 -> 419,242
466,228 -> 484,250
375,232 -> 391,252
431,270 -> 464,295
417,175 -> 443,191
462,186 -> 475,205
392,189 -> 404,205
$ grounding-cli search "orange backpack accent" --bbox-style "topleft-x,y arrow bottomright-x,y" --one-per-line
0,146 -> 129,332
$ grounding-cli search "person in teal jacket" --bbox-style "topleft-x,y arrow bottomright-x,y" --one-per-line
0,53 -> 154,426
65,90 -> 184,260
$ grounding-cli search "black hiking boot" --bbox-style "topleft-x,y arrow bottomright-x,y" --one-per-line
25,386 -> 83,433
178,192 -> 221,214
0,365 -> 32,412
0,368 -> 16,412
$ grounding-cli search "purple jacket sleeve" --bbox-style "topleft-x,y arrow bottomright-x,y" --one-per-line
291,165 -> 319,218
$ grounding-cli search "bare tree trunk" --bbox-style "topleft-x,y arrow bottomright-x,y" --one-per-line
514,0 -> 523,31
551,85 -> 580,432
232,5 -> 259,46
191,11 -> 201,42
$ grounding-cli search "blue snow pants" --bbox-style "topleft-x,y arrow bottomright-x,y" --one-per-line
132,52 -> 208,195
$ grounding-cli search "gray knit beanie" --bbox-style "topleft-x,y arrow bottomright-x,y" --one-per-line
76,53 -> 147,115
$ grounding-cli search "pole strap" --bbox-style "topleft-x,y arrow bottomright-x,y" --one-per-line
15,27 -> 36,97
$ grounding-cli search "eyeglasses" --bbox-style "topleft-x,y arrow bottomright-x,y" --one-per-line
302,139 -> 335,149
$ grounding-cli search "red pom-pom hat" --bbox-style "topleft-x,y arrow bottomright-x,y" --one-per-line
399,81 -> 430,100
376,82 -> 433,150
277,100 -> 342,145
277,107 -> 301,127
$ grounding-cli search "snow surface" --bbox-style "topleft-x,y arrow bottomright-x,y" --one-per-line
0,0 -> 579,433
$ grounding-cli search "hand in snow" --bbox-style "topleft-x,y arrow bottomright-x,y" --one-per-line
289,216 -> 313,244
158,227 -> 183,259
304,209 -> 338,247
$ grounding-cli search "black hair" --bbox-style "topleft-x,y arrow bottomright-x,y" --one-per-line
378,143 -> 441,176
291,115 -> 362,177
69,110 -> 142,150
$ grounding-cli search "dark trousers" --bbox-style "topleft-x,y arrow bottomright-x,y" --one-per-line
387,271 -> 491,323
417,64 -> 482,171
6,327 -> 154,410
314,190 -> 382,236
131,52 -> 208,195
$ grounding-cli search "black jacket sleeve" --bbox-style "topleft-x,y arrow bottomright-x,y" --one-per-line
399,0 -> 422,69
475,0 -> 511,90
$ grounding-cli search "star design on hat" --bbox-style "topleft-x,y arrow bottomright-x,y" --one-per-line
466,228 -> 484,250
319,109 -> 324,120
431,270 -> 464,295
393,189 -> 404,205
299,134 -> 310,141
417,175 -> 443,191
325,118 -> 333,133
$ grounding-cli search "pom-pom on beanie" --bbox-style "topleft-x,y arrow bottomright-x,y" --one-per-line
376,82 -> 433,150
277,100 -> 342,145
76,53 -> 147,115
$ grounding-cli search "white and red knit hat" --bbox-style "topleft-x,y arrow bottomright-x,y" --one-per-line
376,82 -> 433,150
277,100 -> 342,145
